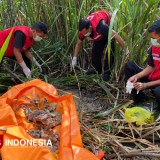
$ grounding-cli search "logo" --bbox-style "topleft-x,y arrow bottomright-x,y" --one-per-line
5,139 -> 52,147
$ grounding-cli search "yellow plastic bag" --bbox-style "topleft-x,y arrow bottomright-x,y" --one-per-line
125,107 -> 154,125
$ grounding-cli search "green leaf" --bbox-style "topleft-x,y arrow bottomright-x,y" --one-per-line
107,8 -> 118,68
0,27 -> 14,62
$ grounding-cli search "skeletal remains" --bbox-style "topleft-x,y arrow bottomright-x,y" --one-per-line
18,97 -> 62,152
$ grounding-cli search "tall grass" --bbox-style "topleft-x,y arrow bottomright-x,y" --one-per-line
0,0 -> 159,156
105,0 -> 159,80
0,0 -> 159,83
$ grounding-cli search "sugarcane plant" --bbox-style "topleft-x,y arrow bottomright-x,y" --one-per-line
0,0 -> 159,92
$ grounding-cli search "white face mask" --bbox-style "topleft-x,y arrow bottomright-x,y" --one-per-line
151,38 -> 160,47
34,35 -> 42,42
84,31 -> 91,37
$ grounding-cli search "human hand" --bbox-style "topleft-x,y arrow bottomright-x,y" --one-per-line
23,67 -> 31,78
128,75 -> 138,83
19,61 -> 31,78
134,82 -> 147,91
33,57 -> 42,72
71,56 -> 77,67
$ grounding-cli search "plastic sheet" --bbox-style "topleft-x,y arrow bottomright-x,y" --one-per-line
0,79 -> 99,160
125,107 -> 154,125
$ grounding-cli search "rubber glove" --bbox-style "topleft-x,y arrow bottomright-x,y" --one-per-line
71,56 -> 77,67
19,61 -> 31,78
33,57 -> 42,72
126,81 -> 134,94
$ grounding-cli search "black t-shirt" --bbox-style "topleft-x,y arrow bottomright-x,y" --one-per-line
79,20 -> 109,41
147,49 -> 154,67
13,30 -> 26,49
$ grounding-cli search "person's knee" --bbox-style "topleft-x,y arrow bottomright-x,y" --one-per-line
123,61 -> 136,81
124,61 -> 133,76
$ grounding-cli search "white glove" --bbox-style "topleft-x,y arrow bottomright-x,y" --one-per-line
126,81 -> 134,94
126,81 -> 140,94
71,56 -> 77,67
33,57 -> 42,72
19,61 -> 31,78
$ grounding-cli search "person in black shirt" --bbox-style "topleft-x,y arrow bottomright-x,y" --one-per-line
124,20 -> 160,107
0,22 -> 47,78
13,31 -> 32,70
71,11 -> 125,81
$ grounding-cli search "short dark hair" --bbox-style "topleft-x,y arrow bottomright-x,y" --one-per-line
32,22 -> 48,34
79,19 -> 90,31
148,20 -> 160,34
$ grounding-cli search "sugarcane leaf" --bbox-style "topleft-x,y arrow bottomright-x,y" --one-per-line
0,27 -> 14,62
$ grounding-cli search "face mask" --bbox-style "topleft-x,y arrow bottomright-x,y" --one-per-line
84,31 -> 91,37
34,35 -> 42,42
151,38 -> 160,47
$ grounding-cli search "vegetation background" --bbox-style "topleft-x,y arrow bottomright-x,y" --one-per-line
0,1 -> 160,159
0,0 -> 159,89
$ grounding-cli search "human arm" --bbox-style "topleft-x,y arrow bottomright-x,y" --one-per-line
13,31 -> 26,63
134,79 -> 160,91
13,31 -> 31,77
13,31 -> 27,63
14,47 -> 31,78
129,50 -> 154,83
128,49 -> 155,91
112,30 -> 125,49
133,61 -> 160,90
96,20 -> 125,49
128,65 -> 153,83
72,39 -> 83,67
24,50 -> 32,60
13,47 -> 24,63
73,39 -> 83,57
24,50 -> 42,72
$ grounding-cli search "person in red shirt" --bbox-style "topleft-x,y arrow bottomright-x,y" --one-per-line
124,20 -> 160,108
71,10 -> 125,81
0,22 -> 47,78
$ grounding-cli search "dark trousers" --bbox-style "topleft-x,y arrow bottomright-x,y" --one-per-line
92,37 -> 115,75
124,61 -> 160,104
